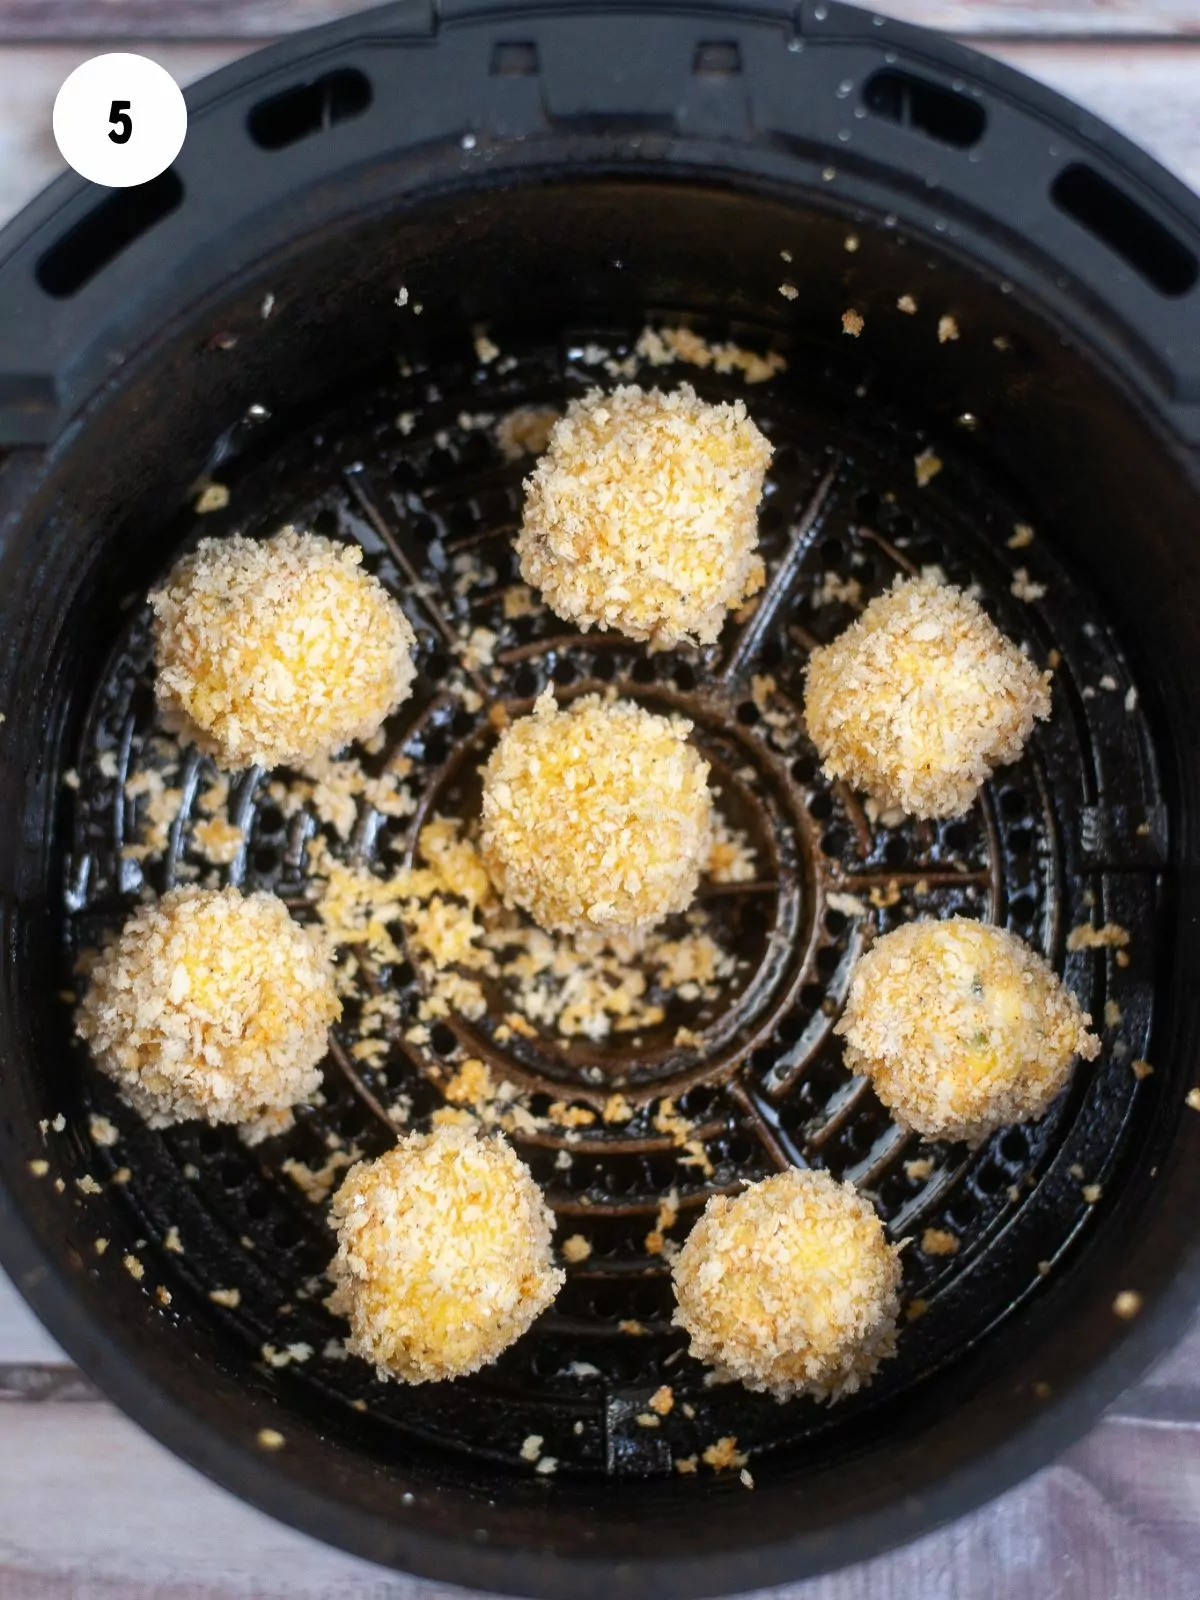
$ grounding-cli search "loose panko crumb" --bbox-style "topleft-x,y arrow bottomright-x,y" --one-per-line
76,887 -> 339,1140
779,281 -> 799,300
702,1437 -> 748,1471
151,528 -> 417,769
496,406 -> 560,462
672,1169 -> 901,1401
804,575 -> 1052,819
649,1384 -> 675,1415
327,1126 -> 563,1383
842,309 -> 865,337
632,325 -> 786,385
938,315 -> 960,344
516,383 -> 772,650
1113,1290 -> 1143,1319
480,690 -> 713,936
1066,922 -> 1130,952
914,448 -> 942,488
921,1227 -> 960,1256
897,295 -> 918,315
561,1233 -> 592,1263
837,919 -> 1100,1142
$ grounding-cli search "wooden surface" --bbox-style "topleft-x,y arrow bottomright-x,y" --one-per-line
2,4 -> 1199,1596
0,0 -> 1195,38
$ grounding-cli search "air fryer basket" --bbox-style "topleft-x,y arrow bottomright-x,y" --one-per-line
2,2 -> 1200,1595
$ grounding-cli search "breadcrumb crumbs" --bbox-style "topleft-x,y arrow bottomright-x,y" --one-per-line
1008,523 -> 1036,550
649,1385 -> 675,1415
921,1227 -> 959,1256
27,1159 -> 49,1177
673,1169 -> 901,1401
904,1157 -> 934,1181
1067,922 -> 1130,952
779,282 -> 799,300
1186,1087 -> 1200,1112
938,315 -> 960,344
87,1113 -> 119,1147
1010,567 -> 1047,603
702,1437 -> 749,1472
517,383 -> 771,649
838,919 -> 1099,1142
76,887 -> 339,1140
1113,1290 -> 1143,1319
804,575 -> 1052,819
561,1234 -> 592,1263
195,483 -> 229,514
327,1126 -> 563,1383
842,309 -> 864,337
257,1428 -> 285,1450
1132,1058 -> 1154,1080
1082,1184 -> 1102,1204
151,528 -> 416,769
210,1287 -> 240,1308
914,448 -> 942,488
496,406 -> 560,463
675,1455 -> 699,1475
124,1254 -> 145,1281
632,325 -> 786,385
481,690 -> 713,936
897,294 -> 917,314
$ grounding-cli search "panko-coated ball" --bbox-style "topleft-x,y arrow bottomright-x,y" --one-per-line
76,886 -> 340,1141
837,918 -> 1100,1143
480,689 -> 713,937
804,575 -> 1052,819
516,383 -> 772,650
672,1169 -> 902,1401
327,1126 -> 564,1383
151,527 -> 417,770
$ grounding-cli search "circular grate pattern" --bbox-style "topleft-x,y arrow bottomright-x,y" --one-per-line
58,323 -> 1164,1478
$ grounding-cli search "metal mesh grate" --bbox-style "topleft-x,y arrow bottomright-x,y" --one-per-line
58,324 -> 1164,1477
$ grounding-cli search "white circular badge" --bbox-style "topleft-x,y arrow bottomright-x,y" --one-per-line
53,53 -> 187,188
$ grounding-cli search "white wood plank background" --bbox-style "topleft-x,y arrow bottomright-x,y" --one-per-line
1,5 -> 1199,1596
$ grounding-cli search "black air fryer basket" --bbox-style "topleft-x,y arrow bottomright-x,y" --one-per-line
2,2 -> 1200,1594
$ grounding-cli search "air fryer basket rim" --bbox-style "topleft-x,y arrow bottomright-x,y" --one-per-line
1,3 -> 1200,1596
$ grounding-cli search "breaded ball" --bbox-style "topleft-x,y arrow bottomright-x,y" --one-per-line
480,689 -> 713,936
516,383 -> 772,649
151,528 -> 417,770
76,886 -> 339,1141
672,1169 -> 902,1401
804,575 -> 1052,819
837,918 -> 1100,1143
327,1126 -> 563,1383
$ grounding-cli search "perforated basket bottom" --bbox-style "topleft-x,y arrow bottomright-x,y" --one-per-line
59,323 -> 1164,1479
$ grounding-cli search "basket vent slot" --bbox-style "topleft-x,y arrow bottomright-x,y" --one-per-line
693,41 -> 742,77
35,170 -> 183,299
1051,163 -> 1198,298
862,69 -> 985,150
490,41 -> 540,76
247,67 -> 372,151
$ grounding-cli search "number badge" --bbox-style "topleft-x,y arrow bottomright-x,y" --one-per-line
54,54 -> 187,188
